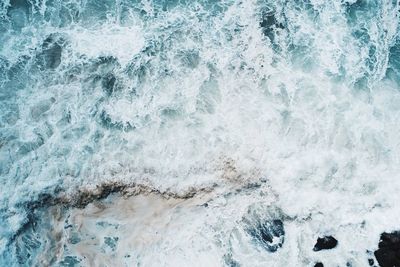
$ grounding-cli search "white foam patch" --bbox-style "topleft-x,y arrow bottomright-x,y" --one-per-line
67,25 -> 145,66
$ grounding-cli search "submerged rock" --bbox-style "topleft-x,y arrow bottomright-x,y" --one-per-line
37,34 -> 64,70
246,219 -> 285,252
374,231 -> 400,267
313,236 -> 338,251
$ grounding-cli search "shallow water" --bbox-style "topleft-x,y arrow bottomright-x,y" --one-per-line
1,0 -> 400,266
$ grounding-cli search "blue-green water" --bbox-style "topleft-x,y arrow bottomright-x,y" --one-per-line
1,0 -> 400,265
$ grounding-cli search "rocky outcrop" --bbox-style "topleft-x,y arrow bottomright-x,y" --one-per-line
374,231 -> 400,267
313,236 -> 338,251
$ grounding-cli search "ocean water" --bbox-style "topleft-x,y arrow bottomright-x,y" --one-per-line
1,0 -> 400,266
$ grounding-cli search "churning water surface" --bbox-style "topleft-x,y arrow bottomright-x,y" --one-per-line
1,0 -> 400,266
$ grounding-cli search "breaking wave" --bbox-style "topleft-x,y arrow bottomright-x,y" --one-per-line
1,0 -> 400,265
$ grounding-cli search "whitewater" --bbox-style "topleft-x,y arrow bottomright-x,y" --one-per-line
1,0 -> 400,266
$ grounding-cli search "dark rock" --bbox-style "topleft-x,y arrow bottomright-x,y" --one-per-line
368,258 -> 374,266
367,249 -> 377,266
314,263 -> 323,267
313,236 -> 338,251
247,219 -> 285,252
374,231 -> 400,267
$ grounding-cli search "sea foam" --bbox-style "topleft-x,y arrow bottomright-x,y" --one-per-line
1,0 -> 400,265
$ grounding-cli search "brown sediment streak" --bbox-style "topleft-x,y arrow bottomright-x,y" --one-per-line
24,156 -> 259,211
66,182 -> 216,208
11,181 -> 215,245
27,181 -> 216,211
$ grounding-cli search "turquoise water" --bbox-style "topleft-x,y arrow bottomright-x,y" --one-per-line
1,0 -> 400,265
